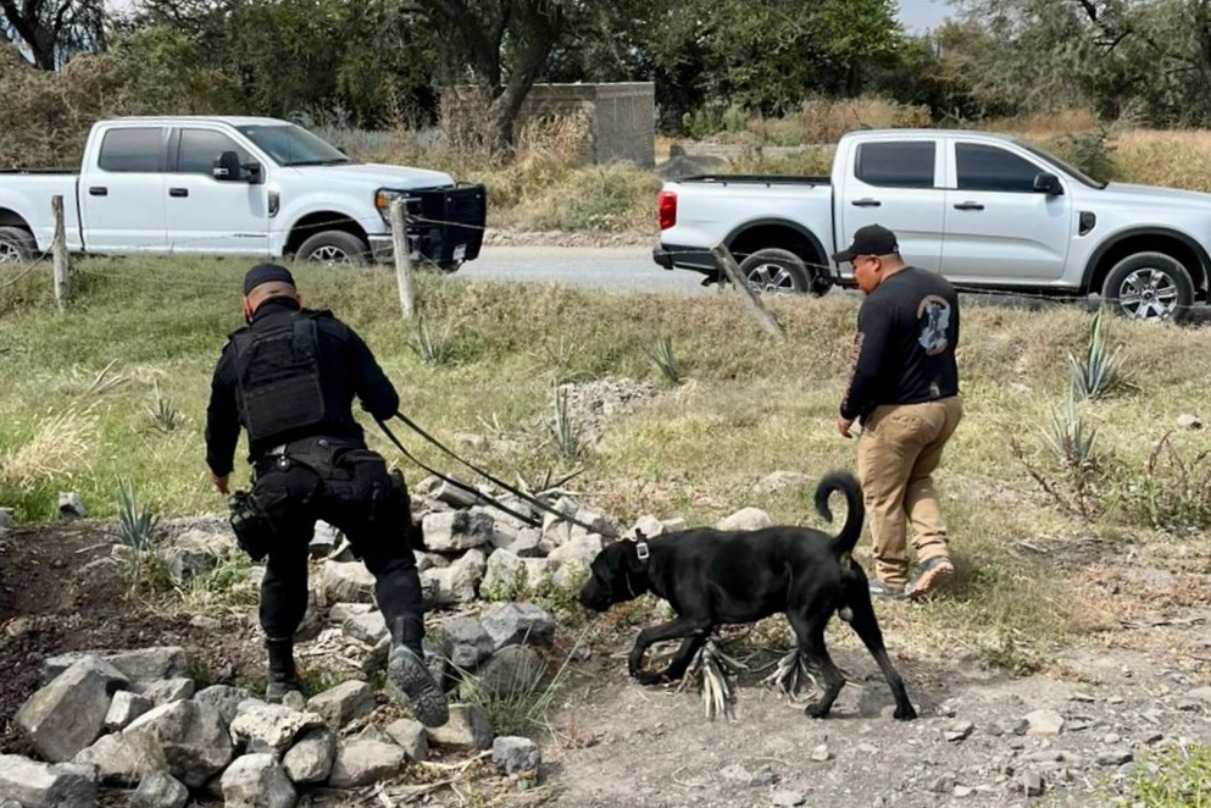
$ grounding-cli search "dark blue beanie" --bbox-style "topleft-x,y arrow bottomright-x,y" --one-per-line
243,263 -> 296,296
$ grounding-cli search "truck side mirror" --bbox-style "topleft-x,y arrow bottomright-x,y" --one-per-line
243,161 -> 263,184
1033,171 -> 1063,196
213,151 -> 243,182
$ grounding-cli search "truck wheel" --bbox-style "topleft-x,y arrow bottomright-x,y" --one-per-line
736,248 -> 813,295
1101,252 -> 1194,323
0,226 -> 37,265
296,231 -> 370,267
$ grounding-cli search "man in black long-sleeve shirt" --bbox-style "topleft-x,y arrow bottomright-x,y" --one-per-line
206,263 -> 447,726
834,225 -> 964,601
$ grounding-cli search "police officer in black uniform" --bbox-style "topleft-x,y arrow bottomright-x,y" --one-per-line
205,263 -> 448,727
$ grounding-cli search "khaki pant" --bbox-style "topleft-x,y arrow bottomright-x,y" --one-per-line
855,396 -> 963,588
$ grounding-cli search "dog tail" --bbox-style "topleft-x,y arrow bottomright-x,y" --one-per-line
813,470 -> 864,557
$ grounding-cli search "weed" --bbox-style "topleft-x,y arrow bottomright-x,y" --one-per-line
409,315 -> 452,367
146,383 -> 184,433
113,479 -> 158,554
1115,432 -> 1211,532
549,386 -> 581,460
179,555 -> 259,612
647,336 -> 683,386
1105,742 -> 1211,807
975,631 -> 1043,677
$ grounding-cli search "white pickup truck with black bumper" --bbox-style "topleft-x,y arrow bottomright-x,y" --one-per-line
0,115 -> 486,270
654,129 -> 1211,322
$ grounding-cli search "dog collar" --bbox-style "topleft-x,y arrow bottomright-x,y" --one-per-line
636,541 -> 650,562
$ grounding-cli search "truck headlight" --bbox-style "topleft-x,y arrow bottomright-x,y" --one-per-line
375,189 -> 403,225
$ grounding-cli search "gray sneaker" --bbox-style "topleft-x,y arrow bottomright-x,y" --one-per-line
869,579 -> 908,600
387,643 -> 449,727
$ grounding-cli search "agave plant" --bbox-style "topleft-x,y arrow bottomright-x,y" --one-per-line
647,336 -> 683,386
113,479 -> 158,553
676,637 -> 749,722
549,385 -> 581,460
1045,395 -> 1099,477
1069,309 -> 1123,401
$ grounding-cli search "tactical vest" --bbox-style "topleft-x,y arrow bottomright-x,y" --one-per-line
230,312 -> 328,444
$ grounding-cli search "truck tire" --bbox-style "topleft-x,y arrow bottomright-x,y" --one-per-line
295,230 -> 370,267
0,226 -> 37,265
1100,252 -> 1194,323
736,248 -> 813,295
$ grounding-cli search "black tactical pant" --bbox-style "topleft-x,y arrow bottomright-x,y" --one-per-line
250,437 -> 425,651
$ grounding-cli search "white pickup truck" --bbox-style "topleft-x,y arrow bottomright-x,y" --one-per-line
654,128 -> 1211,321
0,116 -> 486,269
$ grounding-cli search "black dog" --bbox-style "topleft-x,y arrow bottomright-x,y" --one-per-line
578,470 -> 917,721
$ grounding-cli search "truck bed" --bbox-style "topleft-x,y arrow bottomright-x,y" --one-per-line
671,174 -> 830,186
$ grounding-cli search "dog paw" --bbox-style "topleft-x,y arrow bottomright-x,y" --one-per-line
894,704 -> 918,721
805,702 -> 830,719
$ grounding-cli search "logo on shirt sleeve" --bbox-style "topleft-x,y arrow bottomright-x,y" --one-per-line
917,295 -> 952,356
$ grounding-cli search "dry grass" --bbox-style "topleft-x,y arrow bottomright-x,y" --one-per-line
0,405 -> 99,490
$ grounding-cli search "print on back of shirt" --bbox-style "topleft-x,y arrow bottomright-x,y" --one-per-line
917,295 -> 952,356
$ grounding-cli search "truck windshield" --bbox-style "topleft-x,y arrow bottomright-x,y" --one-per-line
235,124 -> 353,167
1016,140 -> 1108,190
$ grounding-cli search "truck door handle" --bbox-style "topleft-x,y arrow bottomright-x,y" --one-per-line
953,201 -> 985,211
169,188 -> 189,198
88,187 -> 107,196
851,198 -> 882,208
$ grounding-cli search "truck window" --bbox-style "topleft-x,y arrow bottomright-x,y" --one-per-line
98,128 -> 166,173
956,143 -> 1042,193
854,142 -> 935,189
177,129 -> 251,175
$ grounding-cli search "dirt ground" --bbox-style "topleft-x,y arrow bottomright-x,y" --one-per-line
4,521 -> 1211,808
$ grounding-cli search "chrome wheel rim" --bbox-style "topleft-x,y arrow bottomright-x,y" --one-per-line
0,240 -> 23,264
307,245 -> 352,265
745,261 -> 797,293
1117,268 -> 1180,321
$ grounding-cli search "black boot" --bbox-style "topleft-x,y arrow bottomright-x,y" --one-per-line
265,636 -> 302,704
386,616 -> 448,727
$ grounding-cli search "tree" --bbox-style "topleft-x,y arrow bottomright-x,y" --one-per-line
415,0 -> 568,155
0,0 -> 106,69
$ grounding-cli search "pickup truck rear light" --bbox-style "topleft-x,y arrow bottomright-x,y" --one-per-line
658,190 -> 677,230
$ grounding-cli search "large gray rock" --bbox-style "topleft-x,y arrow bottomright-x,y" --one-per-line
481,602 -> 556,649
327,740 -> 407,787
752,470 -> 811,494
306,681 -> 376,731
16,656 -> 129,762
438,617 -> 496,670
548,535 -> 603,566
0,507 -> 15,533
471,646 -> 547,701
230,702 -> 327,757
329,602 -> 375,624
42,647 -> 187,686
343,611 -> 388,645
58,492 -> 86,520
493,736 -> 541,775
72,733 -> 156,786
131,772 -> 189,808
321,561 -> 376,604
156,529 -> 233,583
124,700 -> 233,788
717,507 -> 772,531
1024,709 -> 1066,737
385,719 -> 428,762
482,552 -> 556,598
0,754 -> 98,807
422,510 -> 494,552
434,479 -> 483,508
220,754 -> 297,808
427,705 -> 493,750
569,507 -> 616,540
105,690 -> 153,731
627,514 -> 665,540
140,678 -> 195,706
281,727 -> 337,784
422,549 -> 486,607
192,685 -> 253,728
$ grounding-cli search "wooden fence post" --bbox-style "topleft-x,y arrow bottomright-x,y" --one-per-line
389,198 -> 415,321
51,195 -> 70,312
710,242 -> 785,339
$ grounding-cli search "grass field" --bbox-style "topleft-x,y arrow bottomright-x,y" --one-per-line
3,256 -> 1211,665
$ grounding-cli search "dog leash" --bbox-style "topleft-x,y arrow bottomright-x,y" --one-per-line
375,416 -> 541,529
388,410 -> 622,539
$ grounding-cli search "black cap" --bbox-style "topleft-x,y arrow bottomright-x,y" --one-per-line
832,224 -> 900,263
243,263 -> 296,296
